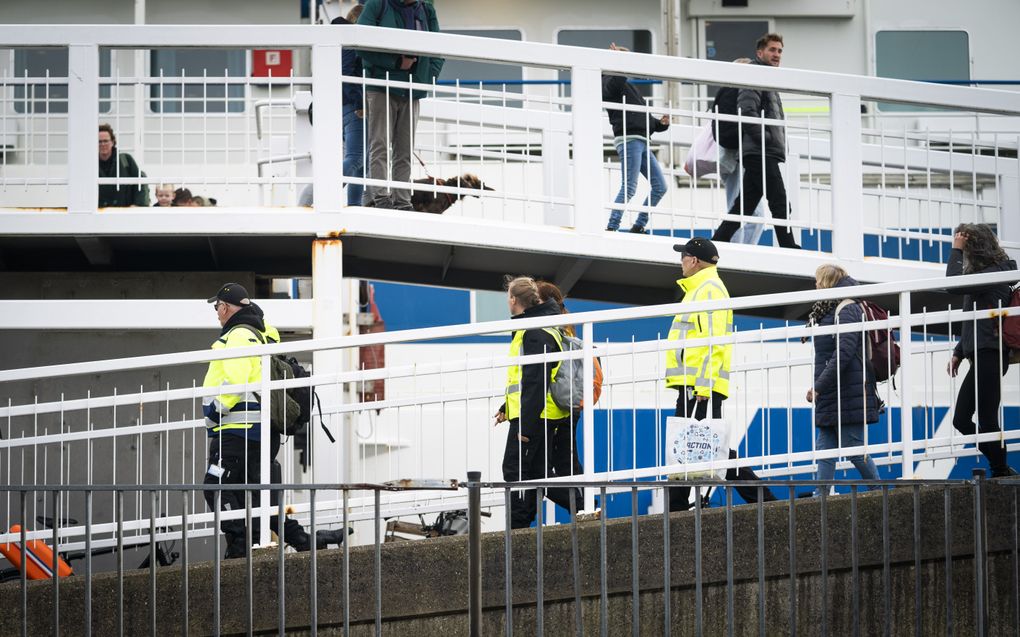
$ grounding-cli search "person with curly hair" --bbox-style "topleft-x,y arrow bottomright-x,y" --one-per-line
947,223 -> 1017,477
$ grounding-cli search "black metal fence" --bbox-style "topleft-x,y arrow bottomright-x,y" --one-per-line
1,472 -> 1018,636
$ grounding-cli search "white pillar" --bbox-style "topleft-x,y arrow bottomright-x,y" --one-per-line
999,175 -> 1020,262
829,93 -> 864,261
898,291 -> 914,479
67,45 -> 99,214
541,128 -> 571,226
312,237 -> 347,484
571,67 -> 606,234
581,322 -> 596,511
311,45 -> 344,212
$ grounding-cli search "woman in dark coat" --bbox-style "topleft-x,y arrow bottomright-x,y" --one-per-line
947,223 -> 1017,477
806,264 -> 880,491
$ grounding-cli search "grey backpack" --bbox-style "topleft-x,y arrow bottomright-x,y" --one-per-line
549,333 -> 603,411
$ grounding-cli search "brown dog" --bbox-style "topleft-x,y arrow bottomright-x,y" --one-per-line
410,173 -> 494,214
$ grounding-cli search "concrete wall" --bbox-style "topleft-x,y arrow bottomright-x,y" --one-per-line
2,481 -> 1016,635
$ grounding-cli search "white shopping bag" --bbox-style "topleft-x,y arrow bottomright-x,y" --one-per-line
665,416 -> 730,479
683,123 -> 721,177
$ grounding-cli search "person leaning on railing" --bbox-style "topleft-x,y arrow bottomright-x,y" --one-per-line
946,223 -> 1018,478
356,0 -> 444,211
494,276 -> 582,529
201,283 -> 346,557
665,238 -> 777,510
804,264 -> 881,493
97,123 -> 148,208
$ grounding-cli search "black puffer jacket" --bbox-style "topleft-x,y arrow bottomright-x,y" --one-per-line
602,74 -> 669,139
711,85 -> 741,150
947,249 -> 1018,358
735,57 -> 786,161
512,300 -> 564,438
812,277 -> 880,428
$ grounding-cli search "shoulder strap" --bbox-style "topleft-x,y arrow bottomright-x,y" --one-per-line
224,325 -> 265,344
834,299 -> 857,321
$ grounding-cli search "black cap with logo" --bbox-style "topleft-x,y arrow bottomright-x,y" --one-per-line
672,237 -> 719,264
207,282 -> 251,306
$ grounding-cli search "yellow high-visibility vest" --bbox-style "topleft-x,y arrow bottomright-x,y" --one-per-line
505,327 -> 570,421
202,324 -> 264,435
664,266 -> 733,398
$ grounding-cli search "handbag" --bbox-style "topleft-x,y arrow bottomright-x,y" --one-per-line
683,122 -> 722,177
665,416 -> 730,479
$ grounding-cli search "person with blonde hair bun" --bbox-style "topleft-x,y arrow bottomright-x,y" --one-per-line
495,275 -> 581,528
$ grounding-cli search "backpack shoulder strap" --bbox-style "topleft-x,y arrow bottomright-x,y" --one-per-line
224,325 -> 265,345
834,299 -> 857,321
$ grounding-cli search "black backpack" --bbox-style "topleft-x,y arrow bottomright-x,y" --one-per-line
231,327 -> 334,441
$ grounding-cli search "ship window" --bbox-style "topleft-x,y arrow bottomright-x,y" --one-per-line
556,30 -> 654,97
149,49 -> 246,114
875,30 -> 970,112
702,19 -> 771,98
441,30 -> 524,98
13,48 -> 112,114
472,289 -> 508,324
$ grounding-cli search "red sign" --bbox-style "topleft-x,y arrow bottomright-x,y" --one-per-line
252,49 -> 294,78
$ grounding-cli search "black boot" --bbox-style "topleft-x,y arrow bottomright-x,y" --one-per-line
224,535 -> 248,559
315,528 -> 352,549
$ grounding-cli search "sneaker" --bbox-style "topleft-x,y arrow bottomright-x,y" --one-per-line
628,225 -> 650,235
605,226 -> 619,232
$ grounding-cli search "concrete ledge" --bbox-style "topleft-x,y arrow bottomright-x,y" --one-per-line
2,481 -> 1017,635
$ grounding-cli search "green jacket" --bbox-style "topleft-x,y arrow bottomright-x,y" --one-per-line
356,0 -> 444,99
98,150 -> 149,207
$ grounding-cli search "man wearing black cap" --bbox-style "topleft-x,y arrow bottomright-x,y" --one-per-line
201,283 -> 346,557
664,239 -> 776,510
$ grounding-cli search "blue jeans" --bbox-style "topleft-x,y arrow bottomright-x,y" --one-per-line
609,139 -> 667,230
343,104 -> 365,206
815,424 -> 880,489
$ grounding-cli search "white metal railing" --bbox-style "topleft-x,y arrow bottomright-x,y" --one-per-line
1,26 -> 1019,265
1,270 -> 1018,551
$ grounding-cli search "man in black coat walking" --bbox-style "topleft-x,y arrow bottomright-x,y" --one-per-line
711,33 -> 801,249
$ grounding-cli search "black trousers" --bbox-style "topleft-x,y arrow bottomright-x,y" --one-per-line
952,349 -> 1012,477
713,154 -> 799,247
667,389 -> 777,511
203,434 -> 309,548
503,417 -> 583,529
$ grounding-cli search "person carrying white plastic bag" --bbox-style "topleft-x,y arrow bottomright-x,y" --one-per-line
666,415 -> 730,480
663,238 -> 778,510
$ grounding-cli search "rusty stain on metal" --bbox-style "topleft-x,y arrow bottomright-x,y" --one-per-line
381,478 -> 459,491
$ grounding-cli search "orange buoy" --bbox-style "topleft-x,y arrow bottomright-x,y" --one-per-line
0,525 -> 73,579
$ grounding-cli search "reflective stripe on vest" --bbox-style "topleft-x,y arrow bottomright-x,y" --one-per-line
505,327 -> 570,422
664,275 -> 733,396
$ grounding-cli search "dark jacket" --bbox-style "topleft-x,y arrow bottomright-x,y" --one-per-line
356,0 -> 444,99
220,304 -> 266,338
513,300 -> 565,437
812,277 -> 880,428
98,149 -> 148,207
735,57 -> 786,161
710,85 -> 740,150
947,249 -> 1018,358
335,17 -> 365,107
602,74 -> 669,139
